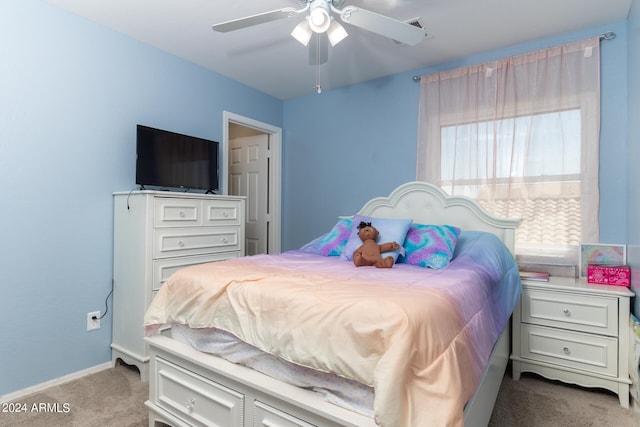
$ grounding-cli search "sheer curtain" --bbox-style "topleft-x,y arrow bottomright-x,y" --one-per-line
416,38 -> 600,266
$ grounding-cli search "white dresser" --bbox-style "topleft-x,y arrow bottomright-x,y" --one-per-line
111,190 -> 246,380
511,276 -> 634,407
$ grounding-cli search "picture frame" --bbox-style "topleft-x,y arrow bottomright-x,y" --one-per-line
579,243 -> 627,277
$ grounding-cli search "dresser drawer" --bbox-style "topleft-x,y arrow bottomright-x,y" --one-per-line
152,253 -> 241,291
154,198 -> 203,227
520,324 -> 617,377
155,357 -> 244,427
203,199 -> 242,227
522,289 -> 618,336
254,400 -> 316,427
153,227 -> 241,258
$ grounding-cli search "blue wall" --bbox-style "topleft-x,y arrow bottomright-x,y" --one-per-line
0,0 -> 282,396
282,22 -> 630,251
282,73 -> 420,247
626,1 -> 640,315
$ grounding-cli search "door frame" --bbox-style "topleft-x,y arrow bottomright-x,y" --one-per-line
222,111 -> 282,254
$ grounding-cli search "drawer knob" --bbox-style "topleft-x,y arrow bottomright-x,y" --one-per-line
177,240 -> 185,247
563,346 -> 570,354
185,398 -> 196,411
222,211 -> 228,217
179,211 -> 185,218
222,237 -> 228,244
563,308 -> 571,316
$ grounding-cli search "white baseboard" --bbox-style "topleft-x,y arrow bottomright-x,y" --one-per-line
0,361 -> 113,403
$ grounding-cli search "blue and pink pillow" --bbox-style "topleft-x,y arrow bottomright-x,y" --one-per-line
299,218 -> 353,256
398,224 -> 461,269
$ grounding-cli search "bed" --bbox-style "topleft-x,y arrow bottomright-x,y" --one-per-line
143,181 -> 521,427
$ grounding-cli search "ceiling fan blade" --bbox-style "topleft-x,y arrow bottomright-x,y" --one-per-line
309,34 -> 328,65
212,7 -> 299,33
338,6 -> 425,46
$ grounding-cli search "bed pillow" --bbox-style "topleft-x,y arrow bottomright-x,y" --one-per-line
299,217 -> 353,256
340,215 -> 412,263
398,224 -> 461,269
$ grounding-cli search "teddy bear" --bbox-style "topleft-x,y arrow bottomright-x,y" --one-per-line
352,221 -> 400,268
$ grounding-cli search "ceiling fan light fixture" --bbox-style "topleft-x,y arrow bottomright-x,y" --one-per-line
291,19 -> 312,46
327,19 -> 348,46
308,7 -> 331,33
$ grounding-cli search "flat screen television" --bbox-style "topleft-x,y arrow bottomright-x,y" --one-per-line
136,124 -> 219,192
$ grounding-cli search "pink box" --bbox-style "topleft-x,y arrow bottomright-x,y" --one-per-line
587,264 -> 630,287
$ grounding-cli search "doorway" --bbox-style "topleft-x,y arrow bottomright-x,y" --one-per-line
222,111 -> 281,255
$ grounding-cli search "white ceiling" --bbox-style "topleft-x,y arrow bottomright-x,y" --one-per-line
42,0 -> 632,100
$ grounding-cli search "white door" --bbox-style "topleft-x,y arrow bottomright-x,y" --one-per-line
229,134 -> 269,255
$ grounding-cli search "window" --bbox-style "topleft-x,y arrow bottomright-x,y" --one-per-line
440,109 -> 582,257
417,38 -> 600,268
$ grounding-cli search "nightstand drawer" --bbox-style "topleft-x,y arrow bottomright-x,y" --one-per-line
155,357 -> 244,427
522,289 -> 618,336
521,324 -> 617,377
153,227 -> 241,258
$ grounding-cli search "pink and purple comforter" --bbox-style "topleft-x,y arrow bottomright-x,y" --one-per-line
144,231 -> 520,427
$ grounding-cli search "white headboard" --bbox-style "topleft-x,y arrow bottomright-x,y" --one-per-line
357,181 -> 521,254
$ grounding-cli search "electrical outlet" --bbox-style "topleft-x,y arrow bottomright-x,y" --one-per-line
87,311 -> 100,331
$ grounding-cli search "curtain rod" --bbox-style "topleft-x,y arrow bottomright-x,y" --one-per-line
412,31 -> 616,82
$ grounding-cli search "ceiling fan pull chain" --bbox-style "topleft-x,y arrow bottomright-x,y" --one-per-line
315,35 -> 322,94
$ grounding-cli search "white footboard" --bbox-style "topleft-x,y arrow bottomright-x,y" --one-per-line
145,323 -> 509,427
145,335 -> 377,427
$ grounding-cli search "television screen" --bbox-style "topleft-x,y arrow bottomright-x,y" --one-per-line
136,125 -> 219,192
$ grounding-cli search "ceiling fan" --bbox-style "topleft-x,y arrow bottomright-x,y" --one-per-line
212,0 -> 426,65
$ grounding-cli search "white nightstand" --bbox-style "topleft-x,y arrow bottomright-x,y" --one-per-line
511,276 -> 634,408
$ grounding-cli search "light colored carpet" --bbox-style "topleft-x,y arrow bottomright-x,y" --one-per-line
2,363 -> 638,426
1,364 -> 147,427
489,373 -> 639,427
